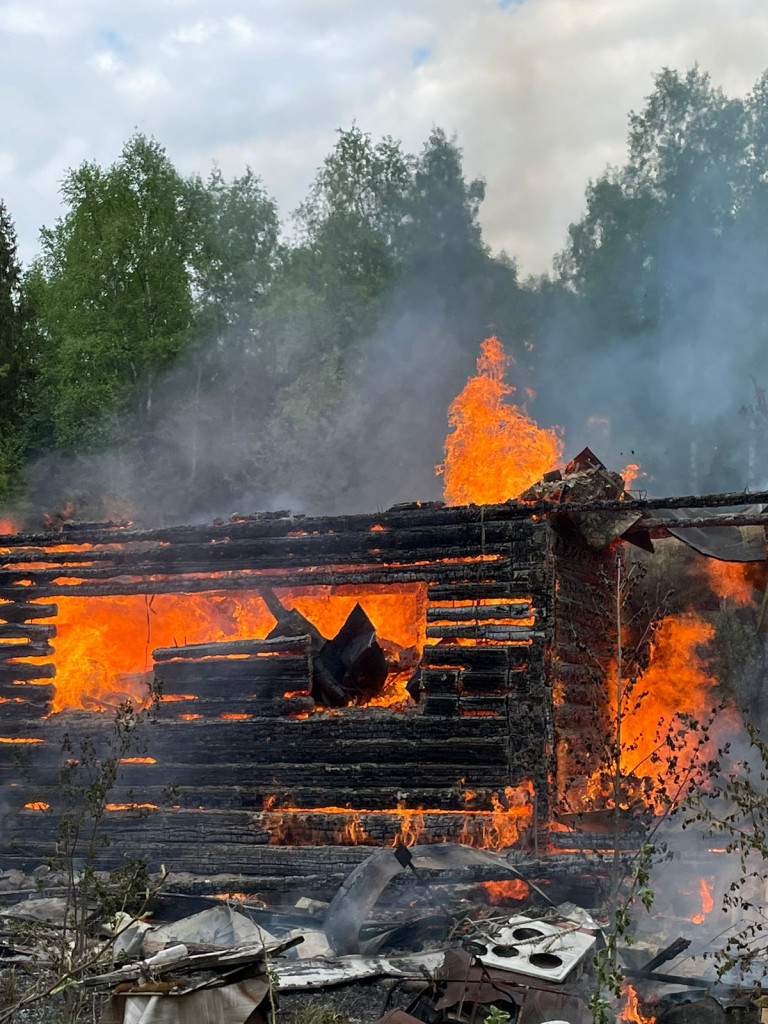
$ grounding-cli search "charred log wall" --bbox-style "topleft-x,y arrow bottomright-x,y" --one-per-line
0,504 -> 554,881
551,526 -> 617,811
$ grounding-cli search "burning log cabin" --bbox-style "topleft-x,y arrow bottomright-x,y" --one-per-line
1,458 -> 766,895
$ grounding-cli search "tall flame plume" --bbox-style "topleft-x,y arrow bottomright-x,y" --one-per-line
439,336 -> 563,505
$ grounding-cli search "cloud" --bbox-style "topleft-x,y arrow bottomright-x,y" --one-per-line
2,0 -> 768,273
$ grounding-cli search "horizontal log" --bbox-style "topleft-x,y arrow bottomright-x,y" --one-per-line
1,521 -> 545,570
0,681 -> 55,704
0,662 -> 56,681
1,504 -> 547,550
425,624 -> 539,641
0,759 -> 511,796
153,636 -> 311,661
0,526 -> 545,584
0,641 -> 55,660
0,703 -> 49,724
152,696 -> 315,719
427,582 -> 539,602
0,603 -> 57,623
426,604 -> 533,622
0,623 -> 56,640
420,646 -> 525,671
0,560 -> 524,600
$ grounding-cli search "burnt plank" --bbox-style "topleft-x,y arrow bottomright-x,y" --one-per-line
153,636 -> 310,661
0,623 -> 57,640
425,624 -> 538,641
426,604 -> 534,622
0,641 -> 55,660
0,603 -> 57,623
0,663 -> 56,682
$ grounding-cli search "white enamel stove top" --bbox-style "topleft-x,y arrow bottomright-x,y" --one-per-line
474,914 -> 596,982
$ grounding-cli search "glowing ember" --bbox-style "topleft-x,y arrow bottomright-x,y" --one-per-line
105,803 -> 158,811
690,877 -> 714,924
478,878 -> 530,903
619,984 -> 655,1024
438,336 -> 563,505
24,801 -> 49,810
705,560 -> 754,606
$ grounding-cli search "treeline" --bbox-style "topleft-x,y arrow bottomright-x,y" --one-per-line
2,66 -> 768,523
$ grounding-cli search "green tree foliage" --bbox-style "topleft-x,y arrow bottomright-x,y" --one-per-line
293,124 -> 413,339
399,127 -> 487,287
0,201 -> 30,494
32,134 -> 201,450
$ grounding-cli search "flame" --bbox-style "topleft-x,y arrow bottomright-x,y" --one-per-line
0,518 -> 17,535
39,583 -> 426,712
391,807 -> 426,847
690,877 -> 714,924
619,985 -> 655,1024
260,783 -> 533,849
590,613 -> 717,812
0,737 -> 44,744
24,801 -> 50,810
119,757 -> 156,764
438,336 -> 563,505
478,878 -> 530,903
621,463 -> 643,489
705,560 -> 754,606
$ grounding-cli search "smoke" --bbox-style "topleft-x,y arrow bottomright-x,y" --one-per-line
14,68 -> 768,527
530,188 -> 768,497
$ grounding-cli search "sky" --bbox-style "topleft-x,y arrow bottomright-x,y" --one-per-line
3,0 -> 768,275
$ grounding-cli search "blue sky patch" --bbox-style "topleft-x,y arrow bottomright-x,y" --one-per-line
99,29 -> 128,53
412,46 -> 431,68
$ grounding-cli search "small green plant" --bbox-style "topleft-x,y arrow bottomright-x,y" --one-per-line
686,718 -> 768,978
484,1006 -> 512,1024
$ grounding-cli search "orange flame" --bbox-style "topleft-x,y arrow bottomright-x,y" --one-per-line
478,878 -> 530,904
621,463 -> 643,489
705,560 -> 754,606
260,783 -> 533,849
620,984 -> 655,1024
391,807 -> 426,847
105,803 -> 158,811
24,801 -> 50,810
439,336 -> 563,505
38,583 -> 426,712
619,613 -> 716,810
690,877 -> 714,924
